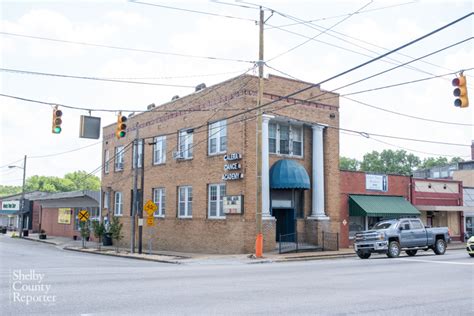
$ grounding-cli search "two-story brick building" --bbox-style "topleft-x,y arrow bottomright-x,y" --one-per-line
101,74 -> 341,254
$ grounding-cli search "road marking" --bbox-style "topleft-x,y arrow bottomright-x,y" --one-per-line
395,258 -> 474,265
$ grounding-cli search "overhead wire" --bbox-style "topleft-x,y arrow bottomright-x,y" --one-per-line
266,0 -> 374,62
129,0 -> 257,22
0,68 -> 196,88
0,31 -> 255,64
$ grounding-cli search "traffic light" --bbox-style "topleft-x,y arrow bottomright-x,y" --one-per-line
52,106 -> 62,134
452,74 -> 469,108
116,112 -> 127,139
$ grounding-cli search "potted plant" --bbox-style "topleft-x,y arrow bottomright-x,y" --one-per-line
39,229 -> 47,240
91,221 -> 106,250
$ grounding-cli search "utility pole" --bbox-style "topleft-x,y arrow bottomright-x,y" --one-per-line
131,124 -> 139,253
20,155 -> 27,237
255,7 -> 264,258
138,138 -> 145,254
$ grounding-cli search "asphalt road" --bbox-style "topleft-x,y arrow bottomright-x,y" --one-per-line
1,236 -> 473,315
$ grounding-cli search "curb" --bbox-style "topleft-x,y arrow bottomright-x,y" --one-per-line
63,247 -> 182,264
21,236 -> 59,246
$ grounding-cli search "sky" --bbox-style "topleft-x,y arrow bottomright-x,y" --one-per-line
0,0 -> 473,187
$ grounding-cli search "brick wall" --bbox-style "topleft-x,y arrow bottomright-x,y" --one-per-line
102,74 -> 340,254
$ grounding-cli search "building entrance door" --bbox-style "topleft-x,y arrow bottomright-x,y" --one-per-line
274,208 -> 296,242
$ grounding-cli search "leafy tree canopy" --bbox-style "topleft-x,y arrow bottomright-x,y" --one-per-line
340,150 -> 463,176
0,170 -> 100,196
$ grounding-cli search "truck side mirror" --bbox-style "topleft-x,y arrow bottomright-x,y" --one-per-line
399,226 -> 403,231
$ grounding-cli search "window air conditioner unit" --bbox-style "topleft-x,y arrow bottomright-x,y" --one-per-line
173,151 -> 185,160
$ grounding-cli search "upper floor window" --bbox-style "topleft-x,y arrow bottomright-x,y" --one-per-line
153,188 -> 166,217
208,184 -> 226,218
269,122 -> 303,157
115,146 -> 125,171
114,192 -> 123,216
153,136 -> 166,165
132,139 -> 143,169
178,130 -> 193,159
104,149 -> 110,174
178,186 -> 192,218
208,120 -> 227,155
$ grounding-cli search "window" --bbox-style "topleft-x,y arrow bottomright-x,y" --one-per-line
178,130 -> 193,159
104,191 -> 110,209
104,150 -> 110,174
114,192 -> 123,216
89,207 -> 100,221
268,122 -> 304,157
153,136 -> 166,165
410,220 -> 423,229
115,146 -> 124,171
132,139 -> 143,169
178,186 -> 192,217
153,188 -> 166,217
208,184 -> 226,218
208,120 -> 227,155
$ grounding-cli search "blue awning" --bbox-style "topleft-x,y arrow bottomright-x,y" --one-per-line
270,159 -> 311,190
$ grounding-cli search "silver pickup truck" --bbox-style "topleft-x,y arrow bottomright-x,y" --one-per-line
354,218 -> 450,259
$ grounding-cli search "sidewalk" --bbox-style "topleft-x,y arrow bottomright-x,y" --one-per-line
6,232 -> 468,265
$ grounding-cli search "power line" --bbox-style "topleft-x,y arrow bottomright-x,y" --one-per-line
0,68 -> 196,88
29,141 -> 102,159
343,97 -> 473,127
266,0 -> 374,62
0,158 -> 24,169
103,68 -> 248,80
266,1 -> 418,29
129,0 -> 257,22
0,31 -> 255,64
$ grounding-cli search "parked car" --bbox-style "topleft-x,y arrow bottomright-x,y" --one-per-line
467,236 -> 474,257
354,218 -> 450,259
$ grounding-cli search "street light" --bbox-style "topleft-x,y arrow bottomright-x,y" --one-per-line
8,155 -> 27,237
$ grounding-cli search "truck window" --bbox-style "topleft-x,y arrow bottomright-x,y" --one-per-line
400,221 -> 410,230
410,220 -> 423,229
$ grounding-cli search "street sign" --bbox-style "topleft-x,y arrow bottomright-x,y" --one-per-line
144,200 -> 158,216
146,216 -> 154,227
78,210 -> 89,222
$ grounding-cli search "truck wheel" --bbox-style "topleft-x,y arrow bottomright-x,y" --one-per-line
469,253 -> 474,258
433,239 -> 446,255
387,241 -> 401,258
357,251 -> 371,259
405,250 -> 417,256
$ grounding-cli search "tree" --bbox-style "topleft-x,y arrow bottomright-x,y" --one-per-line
109,217 -> 123,253
360,150 -> 421,176
419,157 -> 449,170
0,185 -> 22,197
79,221 -> 90,249
23,171 -> 100,193
91,221 -> 106,251
340,157 -> 360,171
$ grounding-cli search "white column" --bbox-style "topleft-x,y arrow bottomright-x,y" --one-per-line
262,114 -> 274,218
308,124 -> 329,220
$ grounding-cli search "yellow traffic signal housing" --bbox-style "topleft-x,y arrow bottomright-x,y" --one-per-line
116,113 -> 127,139
452,74 -> 469,108
52,106 -> 62,134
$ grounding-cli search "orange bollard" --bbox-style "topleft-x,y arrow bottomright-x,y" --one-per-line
255,233 -> 263,258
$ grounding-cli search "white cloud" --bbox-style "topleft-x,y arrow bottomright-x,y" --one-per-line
104,10 -> 152,28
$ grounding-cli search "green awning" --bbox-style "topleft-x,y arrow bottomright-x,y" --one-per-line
349,195 -> 420,217
270,159 -> 310,190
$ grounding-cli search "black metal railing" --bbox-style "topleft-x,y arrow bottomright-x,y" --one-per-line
279,232 -> 322,254
322,231 -> 339,251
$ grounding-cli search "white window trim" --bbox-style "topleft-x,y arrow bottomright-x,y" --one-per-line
115,146 -> 125,171
132,139 -> 143,169
153,188 -> 166,217
208,120 -> 227,156
153,136 -> 167,165
269,122 -> 304,158
178,186 -> 192,218
114,192 -> 123,216
104,191 -> 110,209
208,183 -> 226,219
104,150 -> 110,174
178,130 -> 193,160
